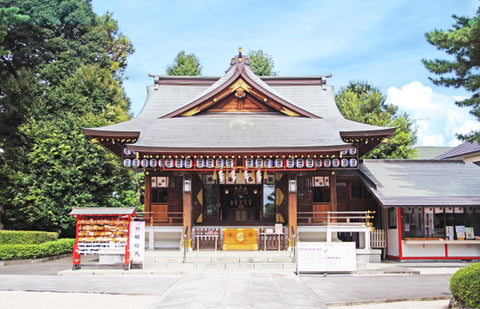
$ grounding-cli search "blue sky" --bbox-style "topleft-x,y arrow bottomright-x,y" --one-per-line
92,0 -> 479,147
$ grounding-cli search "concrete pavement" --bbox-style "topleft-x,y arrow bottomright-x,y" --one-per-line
0,254 -> 474,308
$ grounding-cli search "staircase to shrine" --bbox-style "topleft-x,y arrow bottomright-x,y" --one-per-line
143,250 -> 296,272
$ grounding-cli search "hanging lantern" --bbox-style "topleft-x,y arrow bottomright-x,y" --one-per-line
132,159 -> 140,168
332,158 -> 340,168
226,158 -> 234,168
123,159 -> 132,168
349,158 -> 358,167
323,158 -> 331,168
149,159 -> 157,168
341,158 -> 349,167
196,158 -> 205,168
306,158 -> 314,168
141,159 -> 149,168
274,158 -> 283,168
184,158 -> 193,168
288,178 -> 297,193
165,158 -> 174,168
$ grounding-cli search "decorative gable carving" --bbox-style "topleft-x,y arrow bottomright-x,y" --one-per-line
164,51 -> 319,119
180,78 -> 300,116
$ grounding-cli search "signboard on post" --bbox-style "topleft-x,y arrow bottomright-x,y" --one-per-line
129,220 -> 145,268
297,242 -> 357,273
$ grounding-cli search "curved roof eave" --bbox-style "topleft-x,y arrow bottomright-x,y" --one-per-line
125,144 -> 351,154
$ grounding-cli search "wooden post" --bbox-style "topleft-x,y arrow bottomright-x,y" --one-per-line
330,171 -> 337,212
144,173 -> 151,225
288,191 -> 297,249
183,177 -> 192,249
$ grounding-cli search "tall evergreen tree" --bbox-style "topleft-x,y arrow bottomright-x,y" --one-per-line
0,0 -> 136,236
247,50 -> 278,76
336,81 -> 417,159
166,51 -> 201,76
422,6 -> 480,142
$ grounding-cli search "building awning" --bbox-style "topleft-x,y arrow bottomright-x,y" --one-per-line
359,159 -> 480,207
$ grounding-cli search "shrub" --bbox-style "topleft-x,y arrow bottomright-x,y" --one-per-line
0,230 -> 58,245
450,262 -> 480,308
0,238 -> 75,260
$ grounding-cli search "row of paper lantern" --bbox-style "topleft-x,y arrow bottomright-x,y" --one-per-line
341,146 -> 357,156
123,157 -> 358,169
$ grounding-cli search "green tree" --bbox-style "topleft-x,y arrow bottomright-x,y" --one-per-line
0,6 -> 30,56
0,0 -> 137,236
166,51 -> 202,76
336,81 -> 417,159
422,7 -> 480,142
247,50 -> 278,76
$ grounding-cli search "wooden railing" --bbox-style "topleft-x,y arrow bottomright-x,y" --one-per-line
297,211 -> 375,226
135,212 -> 183,226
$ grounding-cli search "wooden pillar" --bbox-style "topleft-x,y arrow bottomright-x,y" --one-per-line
288,182 -> 297,248
144,173 -> 152,224
330,171 -> 337,212
182,177 -> 192,249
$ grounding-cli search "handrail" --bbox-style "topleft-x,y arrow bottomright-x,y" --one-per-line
291,226 -> 298,276
134,211 -> 183,226
183,226 -> 189,263
297,210 -> 375,226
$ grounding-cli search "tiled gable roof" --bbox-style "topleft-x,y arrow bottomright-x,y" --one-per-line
434,141 -> 480,159
360,159 -> 480,206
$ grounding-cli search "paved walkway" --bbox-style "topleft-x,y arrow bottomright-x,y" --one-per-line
0,255 -> 473,308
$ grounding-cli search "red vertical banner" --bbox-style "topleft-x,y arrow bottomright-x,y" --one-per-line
397,207 -> 403,259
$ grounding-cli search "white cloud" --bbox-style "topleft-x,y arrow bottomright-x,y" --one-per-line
454,120 -> 480,137
386,81 -> 478,147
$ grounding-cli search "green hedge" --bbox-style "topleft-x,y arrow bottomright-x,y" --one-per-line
0,238 -> 75,260
0,230 -> 58,245
450,262 -> 480,308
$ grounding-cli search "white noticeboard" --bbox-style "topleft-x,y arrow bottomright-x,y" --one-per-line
297,242 -> 357,273
129,221 -> 145,268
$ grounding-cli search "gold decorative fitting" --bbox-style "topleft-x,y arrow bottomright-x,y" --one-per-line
234,87 -> 246,99
230,79 -> 251,93
280,107 -> 301,117
181,107 -> 201,117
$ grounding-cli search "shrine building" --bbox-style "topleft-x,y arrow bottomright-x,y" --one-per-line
84,50 -> 480,261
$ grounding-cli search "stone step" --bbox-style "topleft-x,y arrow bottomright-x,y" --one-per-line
144,262 -> 296,272
144,250 -> 294,264
145,256 -> 294,263
144,250 -> 293,257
